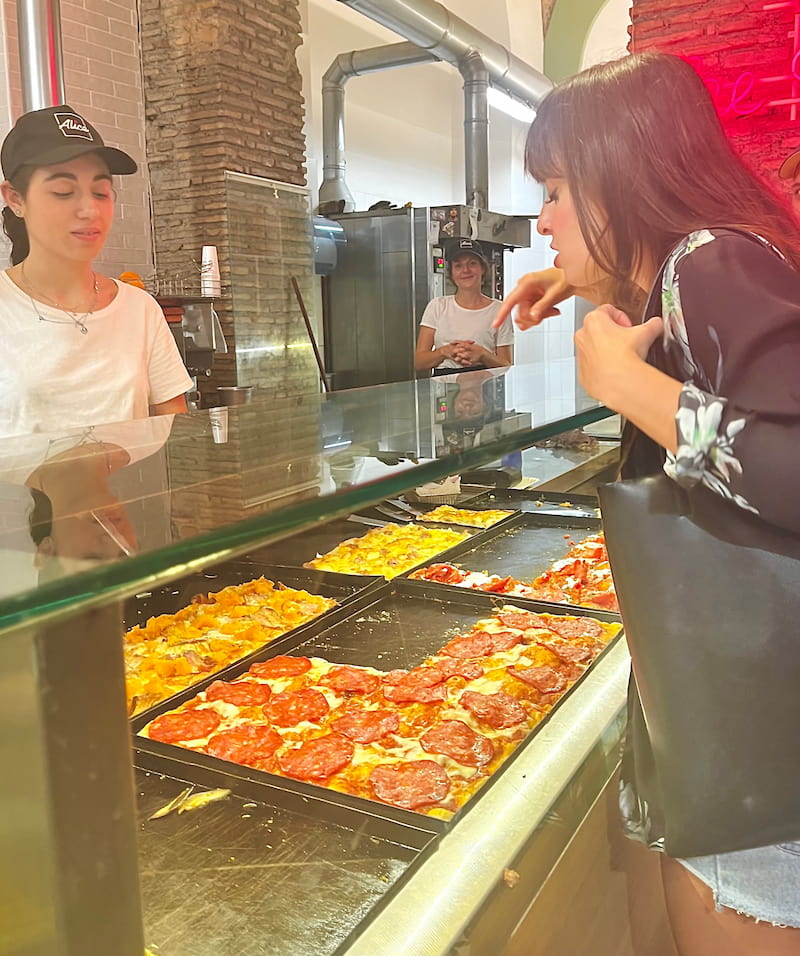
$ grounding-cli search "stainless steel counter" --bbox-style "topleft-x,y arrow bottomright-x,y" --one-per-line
137,769 -> 425,955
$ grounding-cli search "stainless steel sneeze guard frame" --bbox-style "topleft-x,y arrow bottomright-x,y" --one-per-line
345,640 -> 631,955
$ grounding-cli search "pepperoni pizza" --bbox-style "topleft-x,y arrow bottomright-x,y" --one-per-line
140,605 -> 621,818
409,531 -> 618,612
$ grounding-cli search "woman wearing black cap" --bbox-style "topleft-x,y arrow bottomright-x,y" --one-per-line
414,237 -> 513,374
0,105 -> 192,438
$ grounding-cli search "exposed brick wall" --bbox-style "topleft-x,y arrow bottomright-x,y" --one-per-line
139,0 -> 313,398
0,0 -> 152,276
631,0 -> 800,196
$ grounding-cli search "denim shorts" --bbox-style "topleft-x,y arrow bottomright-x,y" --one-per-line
679,841 -> 800,927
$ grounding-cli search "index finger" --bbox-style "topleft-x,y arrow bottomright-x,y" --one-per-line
492,291 -> 520,329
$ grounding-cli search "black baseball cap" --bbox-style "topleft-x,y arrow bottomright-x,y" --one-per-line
446,237 -> 490,270
1,105 -> 137,182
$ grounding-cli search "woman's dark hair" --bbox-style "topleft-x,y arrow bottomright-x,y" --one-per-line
2,165 -> 34,265
525,52 -> 800,312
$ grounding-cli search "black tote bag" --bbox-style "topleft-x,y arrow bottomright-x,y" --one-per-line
598,474 -> 800,858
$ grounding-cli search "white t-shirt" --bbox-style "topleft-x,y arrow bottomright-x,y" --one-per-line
419,295 -> 514,369
0,272 -> 193,438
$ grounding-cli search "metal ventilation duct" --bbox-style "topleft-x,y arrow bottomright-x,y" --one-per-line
336,0 -> 552,108
331,0 -> 552,209
320,41 -> 437,210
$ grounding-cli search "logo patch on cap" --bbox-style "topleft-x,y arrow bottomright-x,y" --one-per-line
53,112 -> 94,141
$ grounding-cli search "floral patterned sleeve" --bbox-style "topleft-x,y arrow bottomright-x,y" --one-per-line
656,229 -> 800,532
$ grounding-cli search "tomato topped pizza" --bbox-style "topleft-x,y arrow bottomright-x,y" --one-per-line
140,605 -> 621,818
304,523 -> 469,579
420,505 -> 514,529
125,577 -> 338,717
409,531 -> 618,612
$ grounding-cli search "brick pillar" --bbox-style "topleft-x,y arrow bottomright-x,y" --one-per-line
139,0 -> 322,528
631,0 -> 800,194
138,0 -> 315,396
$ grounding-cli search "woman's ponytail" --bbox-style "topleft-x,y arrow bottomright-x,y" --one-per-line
2,205 -> 29,265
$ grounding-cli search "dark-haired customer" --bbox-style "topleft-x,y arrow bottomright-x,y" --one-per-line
494,53 -> 800,956
0,105 -> 191,438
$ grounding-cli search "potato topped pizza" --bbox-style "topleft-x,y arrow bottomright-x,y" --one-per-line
304,523 -> 469,579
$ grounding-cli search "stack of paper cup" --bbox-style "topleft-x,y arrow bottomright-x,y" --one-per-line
209,406 -> 228,443
201,245 -> 221,297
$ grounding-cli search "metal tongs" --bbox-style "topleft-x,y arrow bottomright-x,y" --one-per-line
385,498 -> 425,517
346,497 -> 425,528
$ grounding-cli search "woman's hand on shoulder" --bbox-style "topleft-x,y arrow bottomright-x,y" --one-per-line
492,268 -> 573,331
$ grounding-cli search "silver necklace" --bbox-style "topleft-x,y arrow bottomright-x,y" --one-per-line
20,263 -> 100,334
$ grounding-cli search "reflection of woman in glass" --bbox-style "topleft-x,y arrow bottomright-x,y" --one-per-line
0,417 -> 174,592
415,239 -> 513,374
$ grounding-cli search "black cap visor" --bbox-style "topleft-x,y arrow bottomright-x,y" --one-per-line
3,142 -> 137,182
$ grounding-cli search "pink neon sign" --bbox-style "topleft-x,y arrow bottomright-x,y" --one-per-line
688,1 -> 800,122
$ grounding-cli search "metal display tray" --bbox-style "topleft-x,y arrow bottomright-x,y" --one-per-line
397,509 -> 615,614
352,498 -> 521,528
467,487 -> 601,518
135,762 -> 434,956
133,578 -> 621,840
125,560 -> 384,725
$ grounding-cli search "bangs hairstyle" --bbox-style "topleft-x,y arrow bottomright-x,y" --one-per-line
525,53 -> 800,312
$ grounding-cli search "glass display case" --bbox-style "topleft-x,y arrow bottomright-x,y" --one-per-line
0,362 -> 629,956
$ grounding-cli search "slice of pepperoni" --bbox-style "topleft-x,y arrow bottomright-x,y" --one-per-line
331,708 -> 400,743
321,665 -> 381,695
205,680 -> 272,706
403,665 -> 447,689
508,664 -> 567,694
249,655 -> 312,679
420,720 -> 494,768
428,658 -> 484,682
278,733 -> 354,781
440,631 -> 494,659
545,617 -> 604,640
526,586 -> 569,603
383,681 -> 447,704
206,724 -> 283,765
409,563 -> 467,585
537,641 -> 594,664
481,576 -> 516,594
460,690 -> 528,729
487,630 -> 523,652
495,611 -> 557,632
369,760 -> 451,810
581,590 -> 619,611
148,708 -> 221,744
561,662 -> 586,682
264,688 -> 330,726
382,669 -> 408,686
